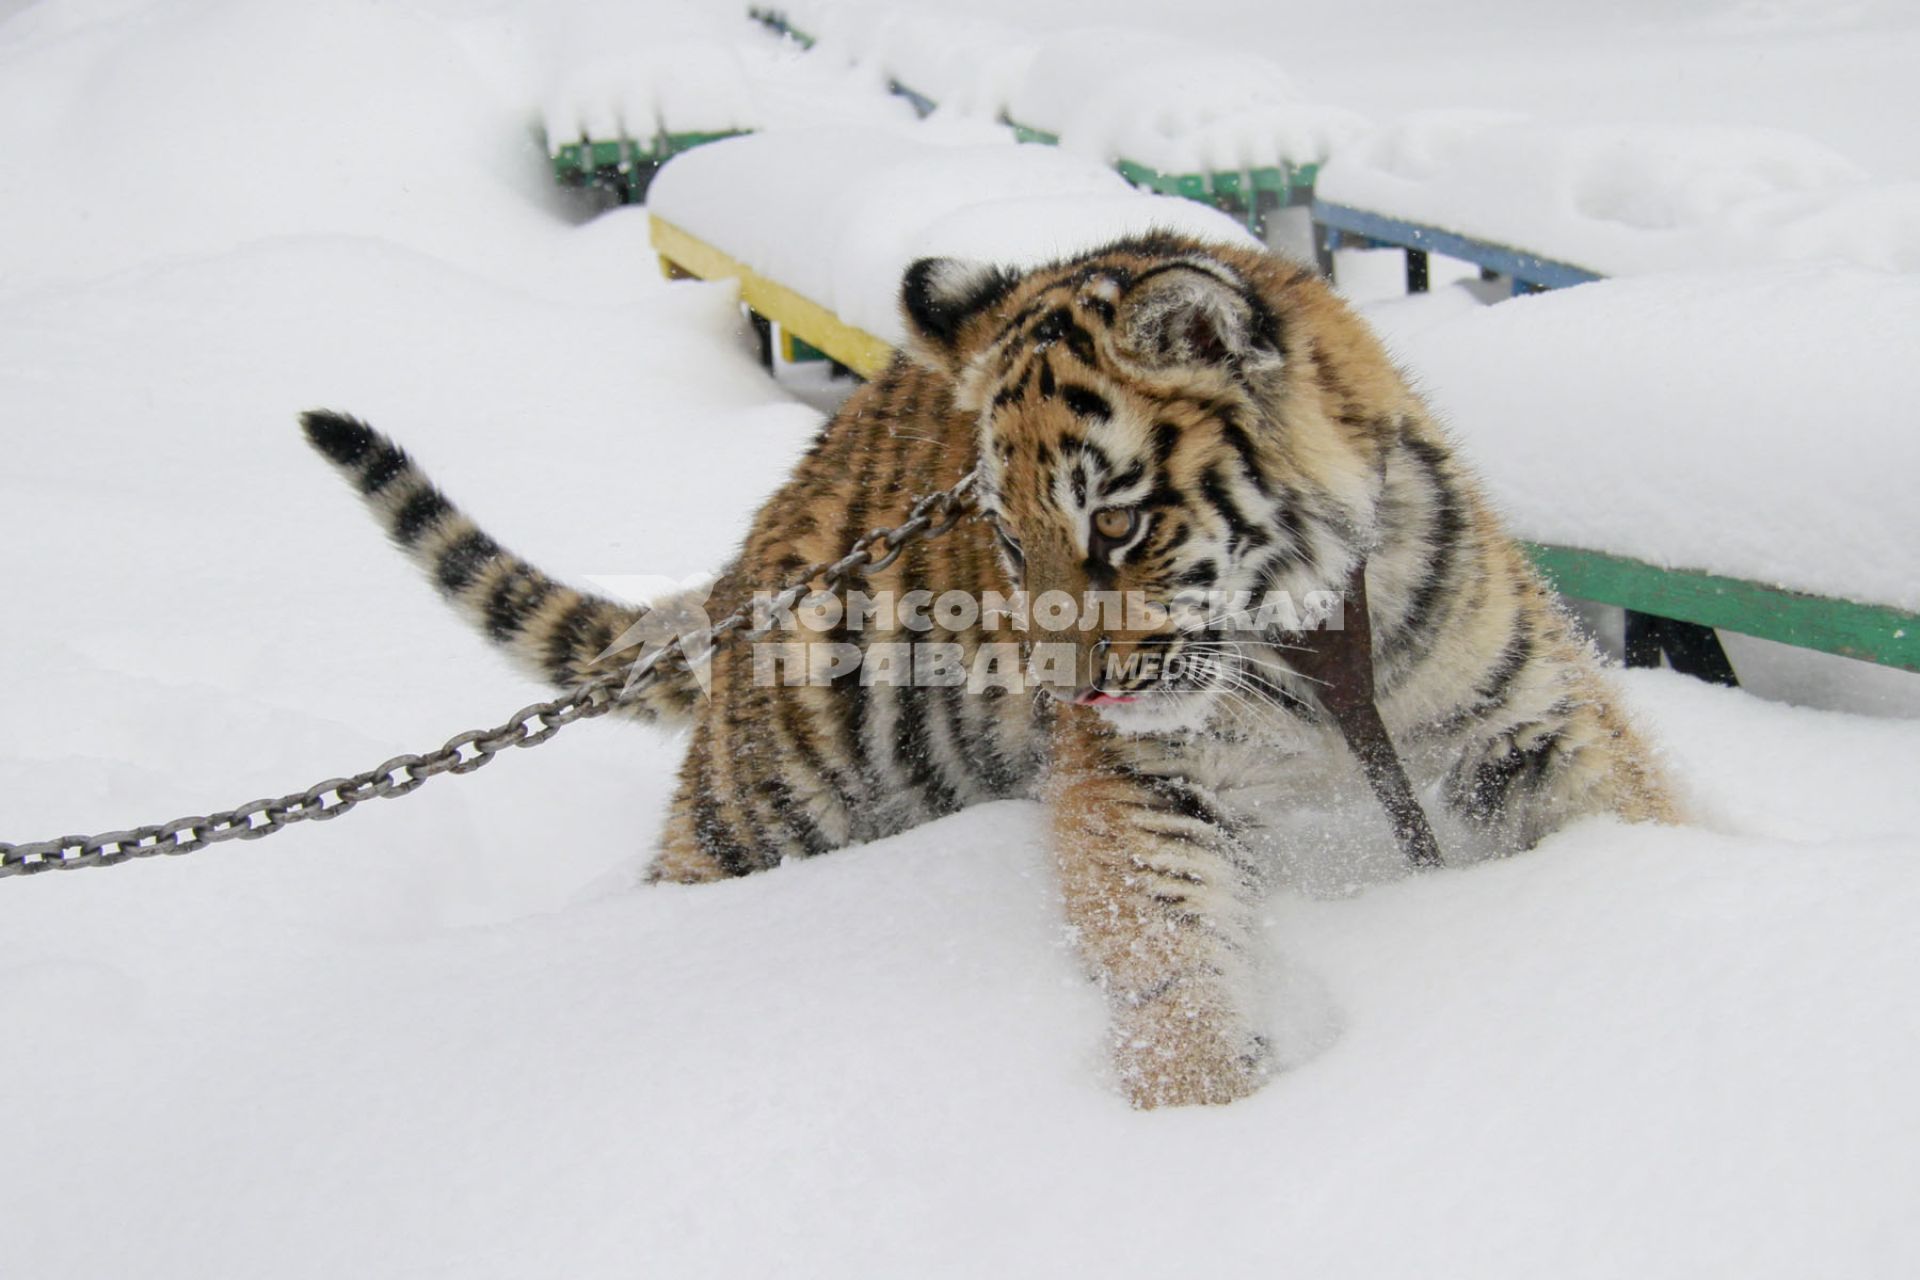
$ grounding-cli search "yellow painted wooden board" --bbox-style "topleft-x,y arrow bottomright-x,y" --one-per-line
649,215 -> 898,379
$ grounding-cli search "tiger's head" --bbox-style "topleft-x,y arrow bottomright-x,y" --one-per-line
902,235 -> 1383,734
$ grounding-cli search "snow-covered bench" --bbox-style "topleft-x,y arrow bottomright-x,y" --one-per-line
1377,269 -> 1919,677
541,38 -> 757,204
748,4 -> 1361,244
646,128 -> 1256,376
648,130 -> 1920,679
1305,116 -> 1920,676
1313,113 -> 1920,294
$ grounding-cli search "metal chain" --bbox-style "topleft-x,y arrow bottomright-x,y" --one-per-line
1,472 -> 977,881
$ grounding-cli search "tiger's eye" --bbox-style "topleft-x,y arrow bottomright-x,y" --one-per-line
1093,507 -> 1136,541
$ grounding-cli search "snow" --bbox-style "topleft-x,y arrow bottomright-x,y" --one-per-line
884,0 -> 1920,183
770,0 -> 1040,119
4,1 -> 1920,1277
9,676 -> 1920,1278
539,38 -> 757,147
1005,29 -> 1367,175
648,128 -> 1260,343
1362,267 -> 1920,611
1318,113 -> 1920,277
762,2 -> 1364,173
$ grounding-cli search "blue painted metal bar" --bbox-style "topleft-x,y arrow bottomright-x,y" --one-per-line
886,79 -> 939,119
1312,201 -> 1603,291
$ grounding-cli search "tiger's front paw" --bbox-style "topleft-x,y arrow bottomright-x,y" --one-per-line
1111,988 -> 1273,1109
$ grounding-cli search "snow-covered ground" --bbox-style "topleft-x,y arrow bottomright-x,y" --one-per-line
3,2 -> 1919,1277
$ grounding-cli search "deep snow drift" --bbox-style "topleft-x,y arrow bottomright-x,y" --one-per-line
3,2 -> 1918,1277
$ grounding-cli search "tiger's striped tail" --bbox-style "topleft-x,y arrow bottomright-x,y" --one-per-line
300,410 -> 703,726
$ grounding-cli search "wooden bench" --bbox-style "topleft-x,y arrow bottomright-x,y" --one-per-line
1311,201 -> 1601,295
748,5 -> 1321,242
550,130 -> 751,205
650,214 -> 894,376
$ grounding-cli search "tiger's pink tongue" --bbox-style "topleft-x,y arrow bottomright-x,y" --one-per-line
1076,691 -> 1137,706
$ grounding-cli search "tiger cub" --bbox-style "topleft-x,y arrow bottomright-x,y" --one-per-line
303,233 -> 1674,1108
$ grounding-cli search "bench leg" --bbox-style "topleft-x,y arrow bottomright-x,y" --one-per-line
620,159 -> 663,205
748,311 -> 773,372
1313,223 -> 1339,280
1624,612 -> 1739,686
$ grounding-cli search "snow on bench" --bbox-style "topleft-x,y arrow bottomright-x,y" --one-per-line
646,127 -> 1256,375
1380,269 -> 1920,672
751,3 -> 1033,122
749,3 -> 1363,239
1315,112 -> 1920,291
541,36 -> 757,203
1307,114 -> 1920,671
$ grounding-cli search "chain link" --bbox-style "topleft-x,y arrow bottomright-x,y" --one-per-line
1,472 -> 977,881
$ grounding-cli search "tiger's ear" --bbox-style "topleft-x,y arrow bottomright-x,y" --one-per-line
1118,262 -> 1282,372
901,257 -> 1018,372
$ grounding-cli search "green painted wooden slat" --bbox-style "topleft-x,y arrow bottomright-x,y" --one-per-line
551,129 -> 752,203
1524,543 -> 1919,672
1003,118 -> 1060,146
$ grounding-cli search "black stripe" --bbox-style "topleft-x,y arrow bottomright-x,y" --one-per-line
893,677 -> 960,819
1271,482 -> 1308,563
1031,307 -> 1073,346
544,598 -> 597,685
1475,618 -> 1533,712
1243,291 -> 1284,361
392,488 -> 450,546
357,443 -> 409,496
1199,464 -> 1271,552
691,764 -> 757,876
1064,323 -> 1097,367
483,567 -> 553,641
1242,661 -> 1312,716
775,674 -> 851,806
1152,422 -> 1181,465
1385,437 -> 1466,659
1123,772 -> 1230,831
436,531 -> 499,593
1061,386 -> 1111,421
992,363 -> 1031,409
1449,732 -> 1560,823
1428,613 -> 1534,731
757,772 -> 833,858
1218,416 -> 1272,497
1146,520 -> 1191,564
1176,559 -> 1217,589
994,301 -> 1043,348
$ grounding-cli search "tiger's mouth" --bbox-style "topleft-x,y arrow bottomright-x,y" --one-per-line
1089,636 -> 1237,733
1073,689 -> 1137,707
1091,685 -> 1222,734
